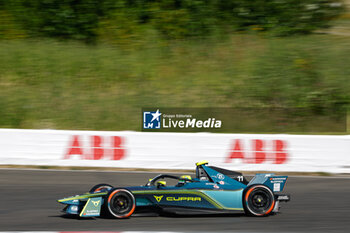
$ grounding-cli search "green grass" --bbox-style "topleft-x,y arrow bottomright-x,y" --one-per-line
0,34 -> 349,132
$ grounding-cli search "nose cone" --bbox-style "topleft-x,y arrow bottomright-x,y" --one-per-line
57,198 -> 81,205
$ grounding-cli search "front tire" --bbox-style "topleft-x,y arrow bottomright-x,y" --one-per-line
107,188 -> 136,218
243,185 -> 275,216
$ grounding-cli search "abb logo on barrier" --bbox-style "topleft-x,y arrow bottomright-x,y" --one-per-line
226,139 -> 288,164
64,135 -> 125,160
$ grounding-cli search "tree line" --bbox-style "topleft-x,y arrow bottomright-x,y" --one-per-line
0,0 -> 345,42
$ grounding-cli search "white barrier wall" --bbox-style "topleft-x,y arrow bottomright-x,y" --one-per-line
0,129 -> 349,173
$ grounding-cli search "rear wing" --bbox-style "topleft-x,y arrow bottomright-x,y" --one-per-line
248,174 -> 288,192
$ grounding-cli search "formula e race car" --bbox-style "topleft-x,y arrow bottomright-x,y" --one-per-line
58,161 -> 290,218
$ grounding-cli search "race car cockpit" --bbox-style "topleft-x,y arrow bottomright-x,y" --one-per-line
195,160 -> 249,185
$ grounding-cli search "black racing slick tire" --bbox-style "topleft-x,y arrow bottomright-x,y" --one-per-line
243,185 -> 275,217
107,188 -> 136,219
89,183 -> 114,193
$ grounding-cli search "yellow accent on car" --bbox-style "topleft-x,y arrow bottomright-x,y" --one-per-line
79,198 -> 91,217
156,181 -> 166,186
166,196 -> 201,201
58,192 -> 108,202
180,175 -> 192,180
153,195 -> 163,202
196,160 -> 209,166
92,200 -> 100,207
133,190 -> 222,209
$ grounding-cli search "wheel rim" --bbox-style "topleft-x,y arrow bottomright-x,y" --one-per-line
108,190 -> 135,218
251,191 -> 269,209
112,195 -> 130,214
246,186 -> 274,216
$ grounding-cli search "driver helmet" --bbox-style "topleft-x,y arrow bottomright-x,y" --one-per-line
178,175 -> 192,186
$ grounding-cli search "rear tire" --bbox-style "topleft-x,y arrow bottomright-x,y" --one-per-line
107,188 -> 136,218
89,183 -> 113,193
243,185 -> 275,216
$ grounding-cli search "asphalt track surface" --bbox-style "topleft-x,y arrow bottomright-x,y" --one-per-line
0,169 -> 350,232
